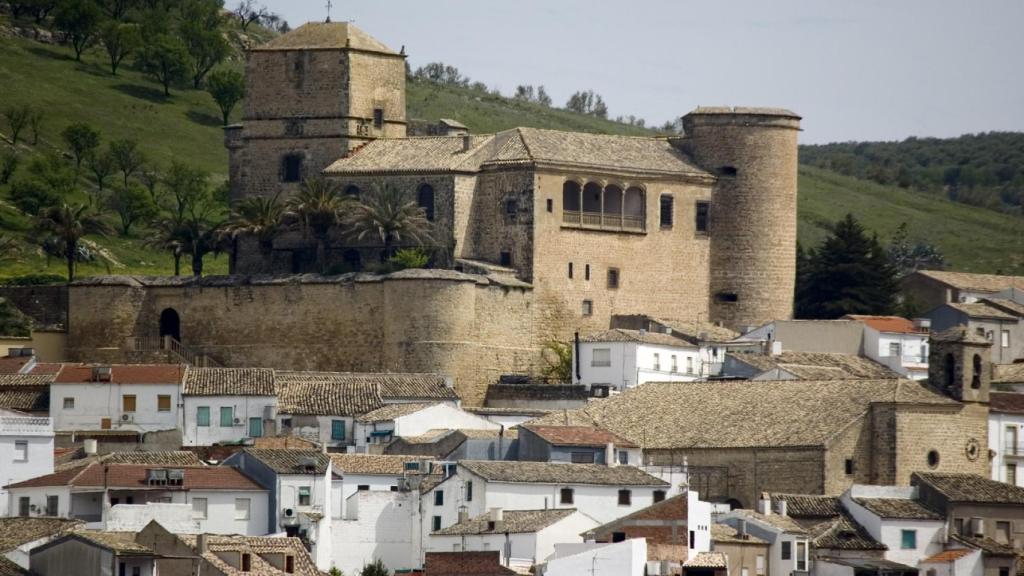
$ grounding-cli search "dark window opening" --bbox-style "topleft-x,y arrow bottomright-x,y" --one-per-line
417,184 -> 435,221
653,490 -> 666,503
285,555 -> 295,574
927,450 -> 940,468
344,185 -> 361,198
582,300 -> 593,316
119,563 -> 126,576
585,264 -> 591,281
944,353 -> 956,389
719,166 -> 738,176
716,292 -> 739,303
343,249 -> 362,271
568,262 -> 573,279
563,181 -> 581,211
546,198 -> 553,213
612,532 -> 626,543
618,489 -> 632,506
390,486 -> 398,491
241,552 -> 251,572
373,108 -> 384,129
505,199 -> 518,216
357,485 -> 370,491
560,488 -> 574,504
660,195 -> 674,228
432,516 -> 442,531
434,491 -> 444,506
466,481 -> 473,502
845,459 -> 854,475
282,154 -> 302,183
689,530 -> 695,549
571,452 -> 595,464
500,251 -> 513,267
582,182 -> 602,213
781,541 -> 792,560
972,353 -> 983,389
696,201 -> 710,233
607,268 -> 619,289
159,308 -> 181,342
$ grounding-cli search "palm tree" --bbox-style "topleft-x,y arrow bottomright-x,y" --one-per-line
179,218 -> 226,277
285,178 -> 353,273
34,203 -> 113,281
347,185 -> 434,261
224,193 -> 284,272
145,218 -> 187,276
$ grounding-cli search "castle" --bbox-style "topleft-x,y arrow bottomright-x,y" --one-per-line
66,22 -> 802,404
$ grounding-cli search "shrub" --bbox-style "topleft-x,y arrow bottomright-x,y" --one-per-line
9,178 -> 60,215
1,274 -> 68,286
388,248 -> 429,270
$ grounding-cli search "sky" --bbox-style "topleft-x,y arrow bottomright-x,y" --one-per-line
261,0 -> 1024,144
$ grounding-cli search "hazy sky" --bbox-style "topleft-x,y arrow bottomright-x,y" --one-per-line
261,0 -> 1023,144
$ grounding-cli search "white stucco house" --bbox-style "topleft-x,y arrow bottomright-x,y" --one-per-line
719,504 -> 812,576
329,453 -> 430,517
332,489 -> 421,576
545,538 -> 649,576
224,448 -> 334,570
0,408 -> 53,517
575,329 -> 704,392
354,403 -> 498,449
4,462 -> 268,535
181,367 -> 277,446
844,315 -> 931,380
988,393 -> 1024,486
50,364 -> 185,433
841,485 -> 946,568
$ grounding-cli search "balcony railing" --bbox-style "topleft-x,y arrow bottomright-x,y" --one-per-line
0,416 -> 52,434
1004,443 -> 1024,456
563,210 -> 645,232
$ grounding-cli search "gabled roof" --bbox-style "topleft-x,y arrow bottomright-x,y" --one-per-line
952,534 -> 1017,556
71,531 -> 154,555
325,134 -> 495,175
587,492 -> 686,537
805,515 -> 886,551
356,402 -> 438,423
329,453 -> 425,476
524,379 -> 955,450
930,326 -> 993,346
54,364 -> 185,384
994,365 -> 1024,385
250,21 -> 399,55
579,328 -> 696,348
728,351 -> 900,380
54,450 -> 203,472
843,315 -> 925,335
276,371 -> 456,416
913,472 -> 1024,505
178,534 -> 322,576
0,517 -> 82,552
711,523 -> 768,545
432,508 -> 578,535
459,460 -> 667,487
0,373 -> 53,387
854,498 -> 942,520
984,298 -> 1024,317
914,270 -> 1024,294
945,302 -> 1019,321
182,367 -> 275,396
726,510 -> 807,534
7,463 -> 263,491
242,449 -> 330,475
0,389 -> 48,412
522,425 -> 637,448
768,494 -> 842,518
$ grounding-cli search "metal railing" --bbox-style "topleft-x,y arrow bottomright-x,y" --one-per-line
1004,443 -> 1024,456
124,336 -> 222,368
563,210 -> 645,232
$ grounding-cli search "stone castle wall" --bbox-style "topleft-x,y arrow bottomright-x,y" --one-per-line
66,272 -> 537,406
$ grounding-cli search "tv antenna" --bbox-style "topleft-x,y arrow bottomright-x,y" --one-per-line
325,0 -> 332,23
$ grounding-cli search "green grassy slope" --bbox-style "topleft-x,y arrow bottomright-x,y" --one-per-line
1,34 -> 1020,280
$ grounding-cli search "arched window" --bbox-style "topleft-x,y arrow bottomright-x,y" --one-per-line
159,308 -> 181,342
417,184 -> 435,221
944,353 -> 956,389
562,181 -> 581,211
603,185 -> 623,216
972,354 -> 983,389
624,186 -> 644,230
344,185 -> 360,198
582,182 -> 602,213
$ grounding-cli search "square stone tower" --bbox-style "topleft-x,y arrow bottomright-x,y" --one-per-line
929,326 -> 992,403
225,22 -> 407,203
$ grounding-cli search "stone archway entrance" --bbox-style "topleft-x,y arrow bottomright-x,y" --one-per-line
159,308 -> 181,342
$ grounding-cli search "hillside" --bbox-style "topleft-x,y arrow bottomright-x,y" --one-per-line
1,33 -> 1022,280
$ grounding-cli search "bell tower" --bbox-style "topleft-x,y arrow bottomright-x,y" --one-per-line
929,326 -> 992,403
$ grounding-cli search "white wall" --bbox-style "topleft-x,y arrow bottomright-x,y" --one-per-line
545,538 -> 646,576
0,412 -> 54,517
576,341 -> 702,391
864,327 -> 929,380
687,490 -> 712,560
842,493 -> 944,567
6,486 -> 71,519
394,405 -> 498,438
182,395 -> 275,446
106,503 -> 199,533
332,491 -> 418,576
534,511 -> 599,564
427,532 -> 537,567
51,382 -> 180,432
278,470 -> 333,570
989,411 -> 1024,486
336,473 -> 403,517
186,490 -> 269,535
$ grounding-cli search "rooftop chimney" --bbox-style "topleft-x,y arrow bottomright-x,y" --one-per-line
457,506 -> 469,523
605,443 -> 617,467
461,134 -> 471,152
488,508 -> 504,532
759,494 -> 772,516
777,499 -> 788,517
197,533 -> 208,553
737,519 -> 748,538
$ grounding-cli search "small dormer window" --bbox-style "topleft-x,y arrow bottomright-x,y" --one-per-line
241,552 -> 251,572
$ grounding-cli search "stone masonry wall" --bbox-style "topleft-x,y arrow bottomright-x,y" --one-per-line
462,169 -> 536,280
66,273 -> 537,405
892,403 -> 989,481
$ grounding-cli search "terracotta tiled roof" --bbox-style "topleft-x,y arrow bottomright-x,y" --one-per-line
922,549 -> 975,563
524,379 -> 954,450
806,515 -> 886,551
178,534 -> 321,576
28,363 -> 63,374
0,373 -> 53,387
424,551 -> 517,576
769,494 -> 842,518
72,531 -> 154,555
728,351 -> 900,380
251,21 -> 398,54
356,402 -> 438,423
183,367 -> 275,396
994,365 -> 1024,385
325,134 -> 496,175
916,270 -> 1024,294
854,497 -> 941,520
930,326 -> 994,345
0,389 -> 48,412
953,534 -> 1017,556
0,356 -> 32,374
433,509 -> 577,535
0,517 -> 82,552
649,318 -> 740,344
914,473 -> 1024,504
580,329 -> 695,348
54,364 -> 185,384
683,552 -> 728,568
7,463 -> 263,491
459,460 -> 667,487
946,302 -> 1019,321
522,425 -> 637,448
242,449 -> 330,475
991,393 -> 1024,414
588,493 -> 686,538
711,523 -> 768,545
330,453 -> 425,476
55,451 -> 203,472
276,371 -> 456,416
843,315 -> 924,334
251,436 -> 319,450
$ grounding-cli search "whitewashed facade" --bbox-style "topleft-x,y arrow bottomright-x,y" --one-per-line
841,486 -> 945,568
354,404 -> 498,449
575,333 -> 704,392
51,366 -> 183,434
182,395 -> 275,446
545,539 -> 648,576
0,409 -> 53,517
989,398 -> 1024,486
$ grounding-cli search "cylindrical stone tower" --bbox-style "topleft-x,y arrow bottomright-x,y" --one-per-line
678,107 -> 801,331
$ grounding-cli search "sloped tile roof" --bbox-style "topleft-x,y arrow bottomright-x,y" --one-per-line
683,552 -> 728,568
922,549 -> 975,563
7,463 -> 262,491
55,451 -> 204,472
522,425 -> 637,448
0,373 -> 53,387
953,534 -> 1017,556
806,515 -> 888,551
711,523 -> 768,545
524,379 -> 955,450
914,473 -> 1024,504
325,135 -> 495,175
843,315 -> 924,334
0,388 -> 48,412
0,517 -> 82,552
0,557 -> 29,576
728,509 -> 807,534
588,493 -> 686,538
432,509 -> 577,535
991,393 -> 1024,414
930,326 -> 994,345
178,534 -> 321,576
769,494 -> 842,518
0,356 -> 32,374
916,270 -> 1024,294
854,498 -> 943,520
250,21 -> 398,54
994,366 -> 1024,385
183,367 -> 275,396
276,371 -> 456,416
946,302 -> 1019,321
243,449 -> 330,475
424,551 -> 517,576
485,384 -> 588,403
984,298 -> 1024,317
356,402 -> 438,423
648,317 -> 739,344
459,460 -> 667,487
55,364 -> 185,384
728,351 -> 900,380
72,531 -> 154,555
580,329 -> 695,348
329,453 -> 425,476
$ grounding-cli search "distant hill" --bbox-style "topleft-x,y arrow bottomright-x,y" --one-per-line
1,32 -> 1021,279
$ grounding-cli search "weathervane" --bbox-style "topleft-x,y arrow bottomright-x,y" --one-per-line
325,0 -> 332,23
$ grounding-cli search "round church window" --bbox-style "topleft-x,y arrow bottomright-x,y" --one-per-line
927,449 -> 940,469
965,438 -> 981,461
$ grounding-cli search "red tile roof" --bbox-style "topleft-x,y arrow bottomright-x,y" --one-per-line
54,364 -> 185,385
922,549 -> 974,563
523,425 -> 638,448
0,356 -> 31,374
424,551 -> 516,576
843,315 -> 923,334
991,393 -> 1024,415
7,463 -> 263,491
29,363 -> 64,375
